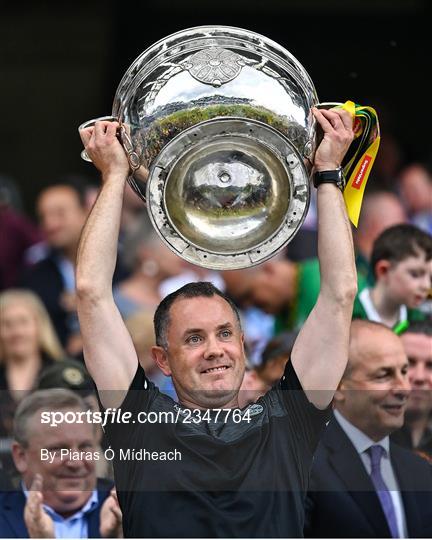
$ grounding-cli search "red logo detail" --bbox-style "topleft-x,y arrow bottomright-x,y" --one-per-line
353,118 -> 362,135
352,155 -> 372,190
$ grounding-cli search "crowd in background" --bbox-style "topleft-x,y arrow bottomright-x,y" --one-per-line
0,140 -> 431,537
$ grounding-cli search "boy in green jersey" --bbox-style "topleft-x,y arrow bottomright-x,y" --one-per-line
352,224 -> 431,329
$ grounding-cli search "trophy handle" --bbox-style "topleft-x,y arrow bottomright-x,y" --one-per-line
78,116 -> 141,172
315,101 -> 368,138
316,100 -> 380,171
316,102 -> 342,110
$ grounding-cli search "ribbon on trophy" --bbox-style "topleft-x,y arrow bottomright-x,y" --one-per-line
339,100 -> 381,227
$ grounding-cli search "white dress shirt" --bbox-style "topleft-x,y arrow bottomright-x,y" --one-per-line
334,409 -> 407,537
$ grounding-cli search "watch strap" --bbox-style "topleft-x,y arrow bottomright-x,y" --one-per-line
313,167 -> 346,191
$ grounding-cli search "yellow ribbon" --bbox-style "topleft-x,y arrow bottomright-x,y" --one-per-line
338,100 -> 381,226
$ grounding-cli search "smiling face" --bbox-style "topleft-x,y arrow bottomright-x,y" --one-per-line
335,325 -> 410,441
12,407 -> 96,516
152,295 -> 246,409
401,331 -> 432,416
380,252 -> 431,308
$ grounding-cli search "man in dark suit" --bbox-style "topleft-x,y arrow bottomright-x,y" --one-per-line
305,320 -> 432,538
0,388 -> 121,538
20,183 -> 89,352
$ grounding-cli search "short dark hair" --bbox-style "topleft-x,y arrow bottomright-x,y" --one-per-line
38,177 -> 90,208
154,282 -> 241,349
401,320 -> 432,337
371,224 -> 432,278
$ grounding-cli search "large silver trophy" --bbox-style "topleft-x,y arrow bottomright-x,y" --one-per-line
80,26 -> 321,270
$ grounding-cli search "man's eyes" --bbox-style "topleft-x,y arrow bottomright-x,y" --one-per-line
408,358 -> 432,371
375,369 -> 408,379
375,372 -> 390,379
47,447 -> 67,456
186,335 -> 202,344
46,444 -> 94,455
185,330 -> 233,344
79,443 -> 95,451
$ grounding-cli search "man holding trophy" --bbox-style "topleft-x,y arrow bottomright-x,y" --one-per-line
75,98 -> 356,537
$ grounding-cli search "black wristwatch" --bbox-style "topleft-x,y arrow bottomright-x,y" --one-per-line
313,167 -> 346,191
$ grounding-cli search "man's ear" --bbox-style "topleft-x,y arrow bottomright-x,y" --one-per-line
151,346 -> 171,376
333,380 -> 347,405
375,259 -> 391,279
12,442 -> 28,474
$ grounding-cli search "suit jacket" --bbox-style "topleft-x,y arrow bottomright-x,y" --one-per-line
305,414 -> 432,538
0,480 -> 112,538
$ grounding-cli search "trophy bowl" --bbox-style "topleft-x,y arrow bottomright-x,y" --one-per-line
80,26 -> 320,269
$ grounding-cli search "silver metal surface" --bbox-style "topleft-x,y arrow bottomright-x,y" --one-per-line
78,116 -> 118,162
80,26 -> 320,269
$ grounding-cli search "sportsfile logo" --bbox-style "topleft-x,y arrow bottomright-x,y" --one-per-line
351,155 -> 372,190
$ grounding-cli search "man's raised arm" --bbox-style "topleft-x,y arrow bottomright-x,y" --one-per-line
77,121 -> 138,407
291,107 -> 357,409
